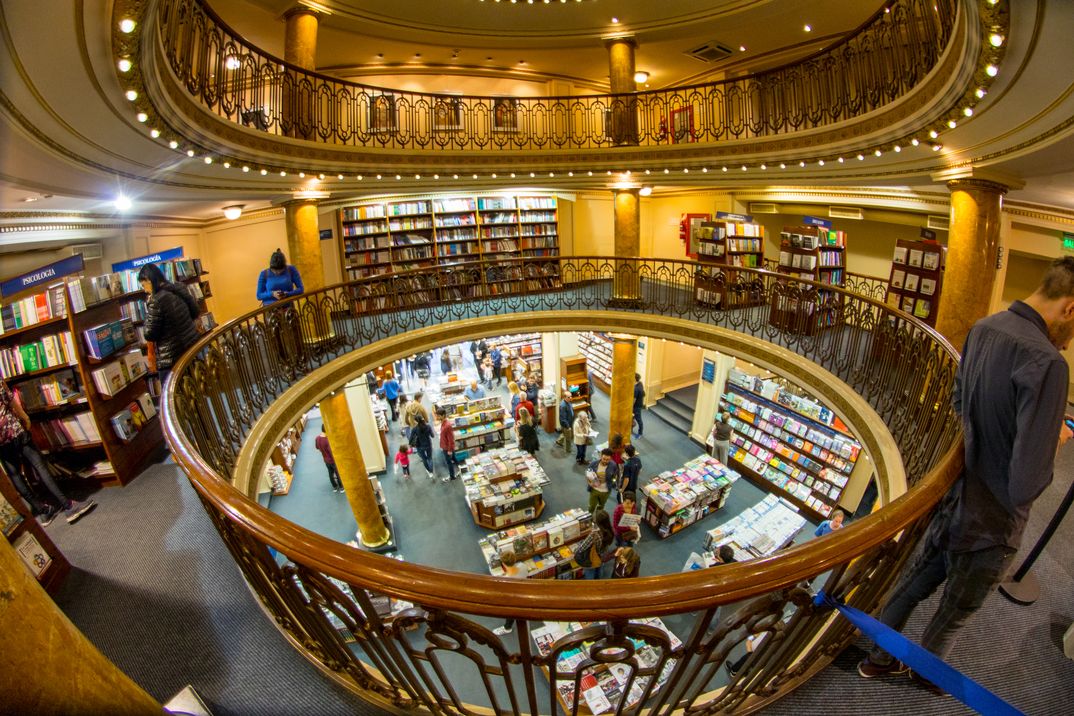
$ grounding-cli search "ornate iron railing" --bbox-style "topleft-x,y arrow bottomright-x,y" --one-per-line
763,259 -> 889,302
150,0 -> 957,150
163,256 -> 961,714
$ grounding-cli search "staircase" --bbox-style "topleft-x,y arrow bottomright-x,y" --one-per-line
647,385 -> 697,435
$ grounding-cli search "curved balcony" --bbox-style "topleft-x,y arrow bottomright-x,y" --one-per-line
118,0 -> 1005,167
164,256 -> 960,714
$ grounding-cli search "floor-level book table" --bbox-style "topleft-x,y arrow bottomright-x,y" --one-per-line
640,455 -> 738,539
478,508 -> 590,579
530,618 -> 682,715
461,446 -> 549,529
704,494 -> 806,562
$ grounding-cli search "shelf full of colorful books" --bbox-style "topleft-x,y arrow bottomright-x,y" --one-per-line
491,333 -> 542,383
703,494 -> 807,563
530,618 -> 681,716
578,332 -> 612,391
479,507 -> 591,579
886,238 -> 945,327
693,218 -> 766,309
640,455 -> 738,539
451,397 -> 514,461
721,367 -> 861,520
768,225 -> 848,335
462,446 -> 550,529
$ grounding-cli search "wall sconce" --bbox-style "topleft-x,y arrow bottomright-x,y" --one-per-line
223,205 -> 244,221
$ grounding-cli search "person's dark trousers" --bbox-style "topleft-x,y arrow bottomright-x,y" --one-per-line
442,450 -> 457,480
632,408 -> 643,437
575,443 -> 587,462
387,397 -> 399,421
325,463 -> 342,490
1,441 -> 69,513
1,454 -> 53,514
867,534 -> 1016,666
416,446 -> 433,473
493,364 -> 501,386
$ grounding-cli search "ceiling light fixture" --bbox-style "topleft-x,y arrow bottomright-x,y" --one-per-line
260,168 -> 268,175
857,154 -> 865,160
804,24 -> 812,32
150,129 -> 160,138
205,156 -> 213,164
947,119 -> 958,128
639,186 -> 653,196
611,17 -> 619,24
125,90 -> 138,101
779,163 -> 786,169
136,112 -> 147,122
114,195 -> 132,211
874,149 -> 882,156
225,56 -> 241,70
186,149 -> 194,157
223,205 -> 244,221
963,107 -> 974,117
989,33 -> 1004,47
929,129 -> 939,139
119,18 -> 136,33
117,58 -> 132,72
633,71 -> 649,83
911,138 -> 920,146
976,88 -> 987,98
739,45 -> 746,52
985,64 -> 998,77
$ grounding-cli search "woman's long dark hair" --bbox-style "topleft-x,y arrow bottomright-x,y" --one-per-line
137,263 -> 168,293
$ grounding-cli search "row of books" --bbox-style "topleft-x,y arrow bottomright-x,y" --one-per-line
11,368 -> 82,411
110,392 -> 157,443
90,350 -> 149,398
0,283 -> 67,332
893,246 -> 941,270
342,221 -> 389,237
479,508 -> 591,577
780,228 -> 847,249
392,234 -> 431,247
479,226 -> 519,239
887,293 -> 933,319
519,224 -> 556,237
520,211 -> 556,223
435,214 -> 476,227
727,254 -> 761,268
727,238 -> 762,252
890,271 -> 937,295
818,269 -> 844,285
481,211 -> 518,225
433,197 -> 476,213
388,217 -> 433,231
0,331 -> 77,379
818,248 -> 845,267
82,319 -> 135,360
38,410 -> 102,447
780,252 -> 818,270
462,447 -> 549,508
731,434 -> 841,512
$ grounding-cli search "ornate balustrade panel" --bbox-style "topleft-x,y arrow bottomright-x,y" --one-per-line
149,0 -> 958,151
164,256 -> 962,714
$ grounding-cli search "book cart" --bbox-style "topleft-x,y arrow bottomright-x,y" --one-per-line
885,239 -> 945,327
478,507 -> 591,579
640,455 -> 737,539
338,194 -> 562,312
461,446 -> 549,529
721,367 -> 862,521
578,332 -> 612,392
703,494 -> 806,563
0,465 -> 70,594
768,226 -> 848,335
693,219 -> 766,309
530,618 -> 681,715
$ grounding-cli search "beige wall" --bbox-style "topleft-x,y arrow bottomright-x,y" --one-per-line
573,192 -> 613,256
201,211 -> 288,322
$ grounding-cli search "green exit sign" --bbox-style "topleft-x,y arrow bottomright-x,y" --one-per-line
1063,233 -> 1074,252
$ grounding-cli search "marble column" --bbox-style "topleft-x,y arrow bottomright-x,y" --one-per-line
0,539 -> 161,714
283,6 -> 318,139
283,198 -> 325,293
934,179 -> 1007,350
609,334 -> 638,446
613,188 -> 641,302
604,36 -> 637,146
321,391 -> 391,548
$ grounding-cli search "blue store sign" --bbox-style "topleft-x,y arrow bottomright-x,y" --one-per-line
111,246 -> 184,273
1,254 -> 85,298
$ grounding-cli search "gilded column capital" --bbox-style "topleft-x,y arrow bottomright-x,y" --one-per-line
281,4 -> 319,22
602,35 -> 637,49
945,178 -> 1010,196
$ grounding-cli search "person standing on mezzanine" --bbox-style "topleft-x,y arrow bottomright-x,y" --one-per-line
256,248 -> 304,306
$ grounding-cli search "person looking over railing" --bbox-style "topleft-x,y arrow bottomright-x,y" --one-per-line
858,256 -> 1074,694
256,248 -> 304,306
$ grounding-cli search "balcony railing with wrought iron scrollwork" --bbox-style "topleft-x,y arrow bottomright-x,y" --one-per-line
763,258 -> 890,302
163,256 -> 961,715
149,0 -> 957,151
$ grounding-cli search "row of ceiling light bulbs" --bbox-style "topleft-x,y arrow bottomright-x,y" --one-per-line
112,10 -> 1005,213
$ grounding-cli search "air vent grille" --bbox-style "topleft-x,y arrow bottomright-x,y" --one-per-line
69,242 -> 103,260
829,206 -> 863,220
749,202 -> 779,214
927,215 -> 950,231
685,42 -> 734,63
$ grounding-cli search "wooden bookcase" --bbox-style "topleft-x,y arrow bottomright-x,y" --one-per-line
693,220 -> 766,309
461,447 -> 549,530
0,465 -> 70,594
640,455 -> 735,539
489,333 -> 542,384
560,355 -> 591,416
885,239 -> 945,326
768,226 -> 848,335
578,332 -> 612,392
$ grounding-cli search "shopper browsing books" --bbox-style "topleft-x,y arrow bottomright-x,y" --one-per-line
572,410 -> 592,464
612,547 -> 641,579
380,373 -> 401,421
555,390 -> 575,452
507,381 -> 523,417
255,248 -> 304,306
710,413 -> 734,465
516,407 -> 540,456
613,491 -> 641,547
814,509 -> 845,537
618,445 -> 641,501
464,380 -> 485,401
408,415 -> 436,477
403,392 -> 429,439
632,373 -> 646,438
586,449 -> 617,513
437,408 -> 457,483
0,383 -> 94,525
138,262 -> 199,382
513,393 -> 535,423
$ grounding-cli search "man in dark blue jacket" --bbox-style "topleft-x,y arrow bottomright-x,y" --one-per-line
632,373 -> 646,438
555,390 -> 575,452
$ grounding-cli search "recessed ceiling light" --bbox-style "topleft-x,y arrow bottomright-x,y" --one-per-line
119,18 -> 136,33
205,156 -> 214,164
989,33 -> 1004,47
117,58 -> 132,72
150,129 -> 160,138
168,140 -> 178,148
910,138 -> 920,146
125,90 -> 138,101
963,107 -> 973,117
874,149 -> 882,156
739,45 -> 746,52
929,130 -> 939,139
976,88 -> 987,98
242,166 -> 250,172
136,112 -> 147,122
947,119 -> 958,128
799,161 -> 806,167
186,149 -> 195,157
639,186 -> 653,196
893,145 -> 901,152
779,163 -> 786,169
986,64 -> 998,77
857,154 -> 865,160
611,17 -> 619,24
804,24 -> 812,32
114,195 -> 132,211
260,168 -> 267,175
818,159 -> 825,166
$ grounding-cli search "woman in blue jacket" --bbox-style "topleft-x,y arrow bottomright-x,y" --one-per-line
257,248 -> 304,305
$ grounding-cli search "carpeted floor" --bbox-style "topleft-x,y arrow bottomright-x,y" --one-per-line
41,339 -> 1074,714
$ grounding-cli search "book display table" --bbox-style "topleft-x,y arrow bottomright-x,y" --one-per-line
461,447 -> 550,529
530,618 -> 681,715
703,494 -> 806,562
436,373 -> 467,396
640,455 -> 738,539
450,397 -> 514,461
478,508 -> 591,579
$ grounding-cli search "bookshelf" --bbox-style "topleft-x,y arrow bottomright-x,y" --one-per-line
266,415 -> 307,496
578,332 -> 612,392
721,367 -> 862,520
450,396 -> 514,461
693,220 -> 766,309
489,333 -> 542,384
885,239 -> 945,326
478,507 -> 591,579
0,465 -> 70,594
768,226 -> 848,335
560,355 -> 591,416
461,446 -> 549,529
640,455 -> 737,539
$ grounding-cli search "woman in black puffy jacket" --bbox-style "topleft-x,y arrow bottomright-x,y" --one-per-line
138,263 -> 200,380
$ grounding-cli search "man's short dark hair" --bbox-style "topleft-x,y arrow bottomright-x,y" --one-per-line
635,373 -> 641,381
601,448 -> 614,457
1038,256 -> 1074,300
625,444 -> 636,457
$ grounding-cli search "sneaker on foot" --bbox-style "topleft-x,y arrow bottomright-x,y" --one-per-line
65,500 -> 96,524
724,662 -> 737,679
441,477 -> 451,483
493,626 -> 513,636
857,656 -> 909,679
909,670 -> 945,696
39,508 -> 59,527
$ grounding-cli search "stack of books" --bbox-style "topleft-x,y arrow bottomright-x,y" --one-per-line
109,392 -> 157,442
